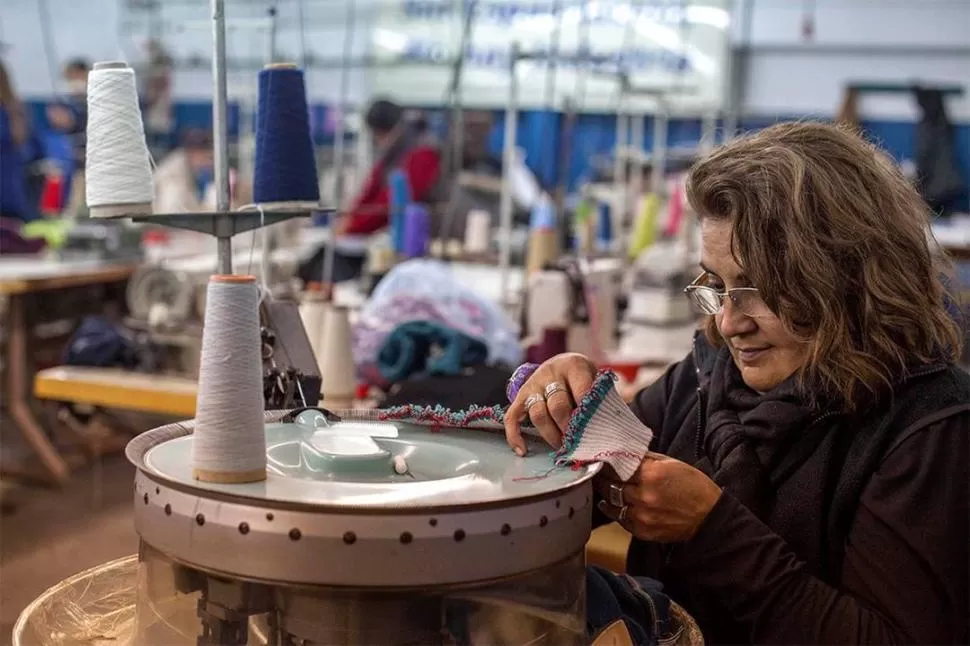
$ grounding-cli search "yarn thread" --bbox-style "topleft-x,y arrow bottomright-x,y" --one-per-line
254,64 -> 320,207
85,62 -> 154,218
463,209 -> 492,255
402,203 -> 430,258
388,169 -> 411,253
318,305 -> 357,408
191,275 -> 267,483
506,362 -> 540,403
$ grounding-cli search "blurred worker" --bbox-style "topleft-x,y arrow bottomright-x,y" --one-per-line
46,58 -> 89,171
153,128 -> 250,213
335,98 -> 442,236
0,60 -> 34,222
141,39 -> 174,155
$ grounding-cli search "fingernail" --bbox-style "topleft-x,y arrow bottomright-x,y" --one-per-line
514,446 -> 526,457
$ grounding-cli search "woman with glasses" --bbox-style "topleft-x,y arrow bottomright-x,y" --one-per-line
507,122 -> 968,644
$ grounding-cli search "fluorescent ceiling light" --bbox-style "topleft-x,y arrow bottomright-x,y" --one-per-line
374,28 -> 408,53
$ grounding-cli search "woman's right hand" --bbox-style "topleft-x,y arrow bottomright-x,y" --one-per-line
504,353 -> 598,456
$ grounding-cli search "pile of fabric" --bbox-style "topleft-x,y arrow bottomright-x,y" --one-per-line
354,260 -> 523,408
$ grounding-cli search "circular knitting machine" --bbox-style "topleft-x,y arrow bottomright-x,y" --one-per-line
16,409 -> 597,645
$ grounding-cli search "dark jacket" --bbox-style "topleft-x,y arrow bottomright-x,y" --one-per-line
627,334 -> 970,644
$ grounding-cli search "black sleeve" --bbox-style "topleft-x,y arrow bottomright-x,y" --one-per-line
666,413 -> 969,644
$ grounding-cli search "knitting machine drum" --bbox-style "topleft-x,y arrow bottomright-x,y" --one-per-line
123,410 -> 598,645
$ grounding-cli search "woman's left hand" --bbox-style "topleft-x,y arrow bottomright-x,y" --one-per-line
597,452 -> 722,543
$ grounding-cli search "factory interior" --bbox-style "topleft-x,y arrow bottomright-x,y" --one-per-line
0,0 -> 968,644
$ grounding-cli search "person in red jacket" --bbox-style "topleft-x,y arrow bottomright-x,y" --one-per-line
336,99 -> 442,236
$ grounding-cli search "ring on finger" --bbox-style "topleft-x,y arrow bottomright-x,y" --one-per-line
607,482 -> 625,508
524,393 -> 545,410
544,382 -> 566,399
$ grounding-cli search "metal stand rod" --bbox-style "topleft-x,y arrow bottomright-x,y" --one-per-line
498,43 -> 520,306
322,0 -> 356,287
629,110 -> 645,234
650,102 -> 669,196
261,6 -> 281,283
701,111 -> 718,154
612,101 -> 629,252
211,0 -> 232,275
266,6 -> 278,64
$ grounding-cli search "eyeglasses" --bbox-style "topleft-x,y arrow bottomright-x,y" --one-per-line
683,272 -> 772,318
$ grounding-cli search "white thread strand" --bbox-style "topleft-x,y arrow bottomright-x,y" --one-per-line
85,63 -> 154,214
191,278 -> 267,481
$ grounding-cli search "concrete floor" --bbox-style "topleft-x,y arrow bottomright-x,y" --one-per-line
0,454 -> 138,645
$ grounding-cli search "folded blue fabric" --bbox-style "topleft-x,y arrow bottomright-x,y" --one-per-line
377,320 -> 489,383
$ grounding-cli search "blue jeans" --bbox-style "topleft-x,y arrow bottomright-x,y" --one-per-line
587,566 -> 677,645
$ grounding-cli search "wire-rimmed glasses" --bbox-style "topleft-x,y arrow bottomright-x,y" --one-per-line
683,272 -> 772,318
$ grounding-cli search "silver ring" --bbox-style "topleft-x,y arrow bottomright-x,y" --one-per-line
543,382 -> 566,398
524,393 -> 545,410
607,482 -> 625,508
618,505 -> 629,523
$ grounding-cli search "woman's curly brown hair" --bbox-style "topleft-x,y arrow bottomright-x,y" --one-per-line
686,121 -> 963,410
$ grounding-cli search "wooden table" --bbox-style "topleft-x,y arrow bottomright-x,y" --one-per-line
0,257 -> 137,484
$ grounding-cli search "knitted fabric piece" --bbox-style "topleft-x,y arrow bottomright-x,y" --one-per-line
552,370 -> 653,481
376,370 -> 653,479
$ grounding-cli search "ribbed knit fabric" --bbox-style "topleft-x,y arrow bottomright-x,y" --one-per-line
553,370 -> 653,481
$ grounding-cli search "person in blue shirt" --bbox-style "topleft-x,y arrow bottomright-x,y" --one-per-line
0,60 -> 34,222
46,58 -> 89,171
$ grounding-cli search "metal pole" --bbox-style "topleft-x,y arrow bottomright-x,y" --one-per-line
266,6 -> 278,64
629,110 -> 645,225
322,1 -> 356,286
701,110 -> 718,153
651,99 -> 668,196
211,0 -> 232,275
612,94 -> 628,252
260,6 -> 280,283
498,45 -> 520,306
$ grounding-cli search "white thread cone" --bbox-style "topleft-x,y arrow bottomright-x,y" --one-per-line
463,209 -> 492,255
318,305 -> 356,409
85,61 -> 154,218
191,275 -> 266,483
526,229 -> 560,274
299,287 -> 328,365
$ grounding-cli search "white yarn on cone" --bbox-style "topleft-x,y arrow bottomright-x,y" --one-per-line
298,291 -> 328,366
463,209 -> 492,255
85,61 -> 154,218
318,305 -> 356,408
191,276 -> 267,483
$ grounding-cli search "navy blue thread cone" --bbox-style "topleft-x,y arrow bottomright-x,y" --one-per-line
254,64 -> 320,206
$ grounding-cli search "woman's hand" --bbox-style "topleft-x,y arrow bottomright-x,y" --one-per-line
504,353 -> 597,455
597,452 -> 722,543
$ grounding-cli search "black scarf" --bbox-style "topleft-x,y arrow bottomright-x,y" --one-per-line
696,347 -> 845,576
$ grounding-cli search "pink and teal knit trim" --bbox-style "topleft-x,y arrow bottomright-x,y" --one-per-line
375,369 -> 622,462
551,370 -> 618,466
376,403 -> 506,430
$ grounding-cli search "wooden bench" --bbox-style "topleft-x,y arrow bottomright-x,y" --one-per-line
34,367 -> 198,418
586,522 -> 633,573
